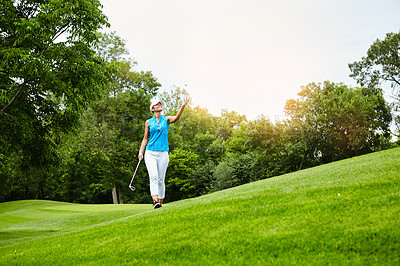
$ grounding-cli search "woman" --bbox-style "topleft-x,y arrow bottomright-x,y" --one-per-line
138,96 -> 191,209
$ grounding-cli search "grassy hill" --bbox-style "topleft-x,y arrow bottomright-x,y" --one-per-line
0,147 -> 399,265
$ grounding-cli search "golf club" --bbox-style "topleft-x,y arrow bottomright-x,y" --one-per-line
129,159 -> 141,192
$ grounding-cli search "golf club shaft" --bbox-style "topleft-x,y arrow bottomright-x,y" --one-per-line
129,159 -> 141,186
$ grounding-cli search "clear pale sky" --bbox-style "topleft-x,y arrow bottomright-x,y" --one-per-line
99,0 -> 400,121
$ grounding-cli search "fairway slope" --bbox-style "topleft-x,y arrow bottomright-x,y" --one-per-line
1,148 -> 399,265
0,200 -> 151,246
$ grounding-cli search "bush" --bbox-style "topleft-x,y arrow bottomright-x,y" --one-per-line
212,161 -> 237,191
190,161 -> 216,196
166,148 -> 198,201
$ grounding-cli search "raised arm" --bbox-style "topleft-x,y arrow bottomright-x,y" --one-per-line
138,120 -> 149,160
167,96 -> 191,124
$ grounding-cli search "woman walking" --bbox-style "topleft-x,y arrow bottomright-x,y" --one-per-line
138,96 -> 191,209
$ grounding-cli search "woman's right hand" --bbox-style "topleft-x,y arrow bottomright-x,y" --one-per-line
138,152 -> 143,161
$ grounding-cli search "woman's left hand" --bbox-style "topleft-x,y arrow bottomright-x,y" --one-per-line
183,96 -> 191,106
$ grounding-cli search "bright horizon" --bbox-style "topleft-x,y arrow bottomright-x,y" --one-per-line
99,0 -> 400,121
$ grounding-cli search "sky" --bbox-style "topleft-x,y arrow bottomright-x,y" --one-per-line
99,0 -> 400,121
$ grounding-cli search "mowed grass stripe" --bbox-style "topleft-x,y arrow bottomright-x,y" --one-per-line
0,201 -> 152,246
0,147 -> 399,265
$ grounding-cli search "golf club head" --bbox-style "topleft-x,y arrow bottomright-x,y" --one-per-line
129,185 -> 136,192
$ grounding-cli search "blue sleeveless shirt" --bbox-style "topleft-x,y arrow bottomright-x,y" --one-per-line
146,116 -> 170,152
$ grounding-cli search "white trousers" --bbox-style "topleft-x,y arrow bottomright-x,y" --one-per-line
144,150 -> 169,199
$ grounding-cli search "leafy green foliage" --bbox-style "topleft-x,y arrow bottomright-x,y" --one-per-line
0,0 -> 110,200
166,148 -> 198,201
190,161 -> 216,196
284,81 -> 392,163
158,85 -> 190,116
212,161 -> 237,190
349,32 -> 400,91
349,31 -> 400,136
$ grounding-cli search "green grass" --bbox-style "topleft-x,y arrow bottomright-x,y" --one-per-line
0,200 -> 151,247
1,148 -> 399,265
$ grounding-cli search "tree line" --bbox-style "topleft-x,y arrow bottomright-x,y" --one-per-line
1,1 -> 399,204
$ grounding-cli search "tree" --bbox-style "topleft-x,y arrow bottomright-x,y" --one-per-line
349,32 -> 400,92
349,31 -> 400,136
219,109 -> 247,139
225,122 -> 250,154
0,0 -> 110,200
190,161 -> 216,196
284,82 -> 392,163
158,85 -> 190,116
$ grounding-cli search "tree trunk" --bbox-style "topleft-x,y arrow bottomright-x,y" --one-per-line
34,183 -> 43,200
34,175 -> 47,200
112,186 -> 118,204
297,150 -> 308,171
118,186 -> 123,204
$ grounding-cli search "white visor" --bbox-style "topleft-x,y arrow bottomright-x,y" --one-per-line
150,99 -> 163,112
